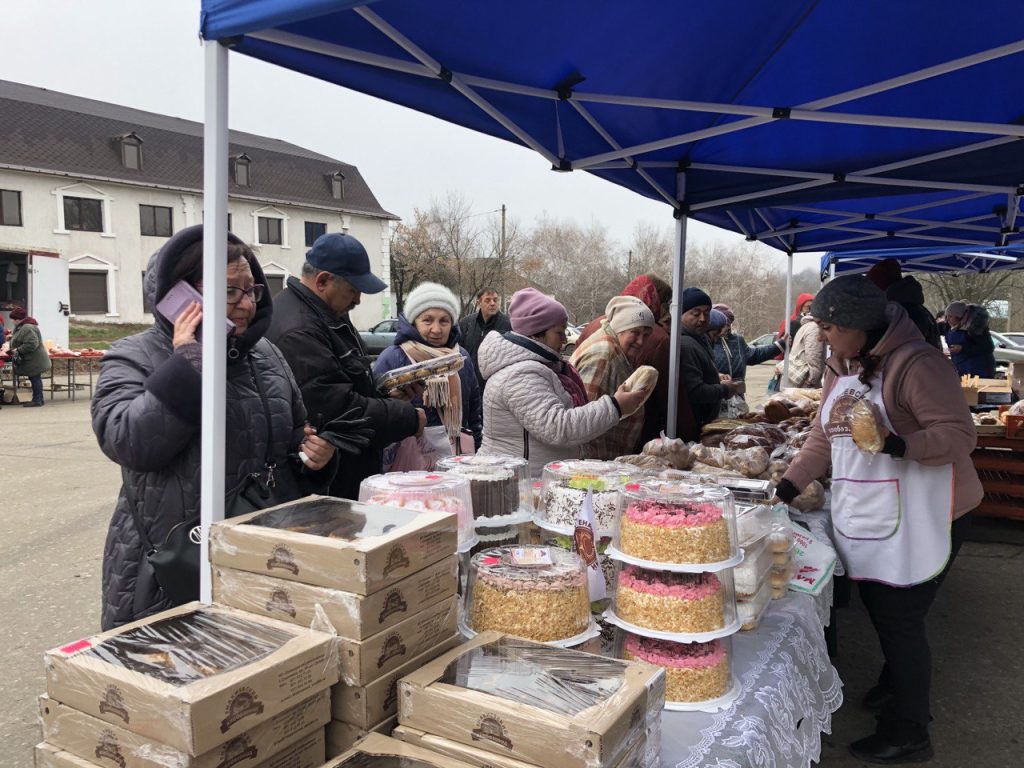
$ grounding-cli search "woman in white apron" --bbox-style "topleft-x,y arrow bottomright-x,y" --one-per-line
775,275 -> 982,765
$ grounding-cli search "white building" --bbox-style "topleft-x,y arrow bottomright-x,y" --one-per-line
0,80 -> 398,346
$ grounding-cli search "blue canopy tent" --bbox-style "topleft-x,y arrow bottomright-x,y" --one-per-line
191,1 -> 1024,601
822,243 -> 1024,280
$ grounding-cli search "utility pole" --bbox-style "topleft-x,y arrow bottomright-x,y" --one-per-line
627,249 -> 633,275
501,203 -> 509,294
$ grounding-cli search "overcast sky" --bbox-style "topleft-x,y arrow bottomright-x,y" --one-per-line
3,1 -> 822,276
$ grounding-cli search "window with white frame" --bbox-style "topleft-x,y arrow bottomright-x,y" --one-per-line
252,206 -> 289,248
54,183 -> 114,236
140,204 -> 173,237
67,254 -> 118,316
260,261 -> 289,298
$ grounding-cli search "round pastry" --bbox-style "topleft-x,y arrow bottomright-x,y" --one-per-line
622,634 -> 731,703
437,455 -> 527,521
539,460 -> 641,533
615,566 -> 725,633
468,545 -> 590,642
617,484 -> 733,564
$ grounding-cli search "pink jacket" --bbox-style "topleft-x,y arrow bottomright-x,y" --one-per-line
783,304 -> 982,520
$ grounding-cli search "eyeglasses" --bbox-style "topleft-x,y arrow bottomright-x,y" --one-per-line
227,284 -> 265,305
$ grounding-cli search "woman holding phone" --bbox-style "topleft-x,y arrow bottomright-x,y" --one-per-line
92,225 -> 344,629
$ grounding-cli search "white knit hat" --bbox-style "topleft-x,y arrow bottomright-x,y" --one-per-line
606,295 -> 655,334
403,281 -> 461,324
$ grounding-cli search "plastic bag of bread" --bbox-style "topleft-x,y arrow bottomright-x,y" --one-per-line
781,387 -> 822,402
768,459 -> 789,485
690,461 -> 744,478
723,432 -> 774,451
641,433 -> 692,469
1008,400 -> 1024,417
725,446 -> 769,478
621,365 -> 659,407
615,453 -> 672,470
790,479 -> 826,512
849,400 -> 885,453
690,444 -> 728,468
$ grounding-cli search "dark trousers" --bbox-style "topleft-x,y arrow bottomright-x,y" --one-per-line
29,374 -> 44,404
858,513 -> 971,730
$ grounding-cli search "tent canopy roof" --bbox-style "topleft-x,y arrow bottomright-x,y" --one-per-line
200,1 -> 1024,253
822,243 -> 1024,279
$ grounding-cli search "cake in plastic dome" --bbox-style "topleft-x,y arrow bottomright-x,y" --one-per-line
621,633 -> 731,703
614,566 -> 730,634
539,460 -> 642,534
358,471 -> 475,551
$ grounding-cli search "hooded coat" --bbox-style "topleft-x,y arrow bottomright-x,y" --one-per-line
267,277 -> 420,500
779,315 -> 827,389
476,331 -> 620,476
783,303 -> 982,520
775,292 -> 815,359
373,315 -> 482,447
886,275 -> 941,349
711,332 -> 780,382
91,226 -> 334,629
9,317 -> 51,377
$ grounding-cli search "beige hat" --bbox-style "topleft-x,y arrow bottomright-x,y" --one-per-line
606,295 -> 655,334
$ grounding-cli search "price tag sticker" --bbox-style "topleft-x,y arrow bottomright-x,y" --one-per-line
508,547 -> 554,566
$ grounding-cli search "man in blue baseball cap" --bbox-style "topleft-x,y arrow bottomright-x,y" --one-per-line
269,232 -> 425,498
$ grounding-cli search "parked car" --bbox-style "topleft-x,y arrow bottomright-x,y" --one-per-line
563,324 -> 582,355
359,318 -> 398,356
992,331 -> 1024,372
1000,332 -> 1024,347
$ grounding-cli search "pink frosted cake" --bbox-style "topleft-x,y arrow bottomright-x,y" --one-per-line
615,566 -> 724,633
618,499 -> 731,563
622,634 -> 730,703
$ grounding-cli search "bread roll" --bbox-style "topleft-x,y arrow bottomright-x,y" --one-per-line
623,365 -> 659,394
849,400 -> 884,453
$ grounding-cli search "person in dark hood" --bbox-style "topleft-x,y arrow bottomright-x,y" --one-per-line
91,225 -> 339,629
866,258 -> 941,349
373,281 -> 482,461
679,287 -> 744,430
268,233 -> 426,499
8,306 -> 51,407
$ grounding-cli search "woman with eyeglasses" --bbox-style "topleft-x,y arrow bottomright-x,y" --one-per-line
92,225 -> 340,629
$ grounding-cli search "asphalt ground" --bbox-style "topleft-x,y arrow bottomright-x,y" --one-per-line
2,370 -> 1021,767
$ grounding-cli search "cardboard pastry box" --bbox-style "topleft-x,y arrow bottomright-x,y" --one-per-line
210,496 -> 458,594
34,727 -> 326,768
330,635 -> 462,727
334,596 -> 458,685
398,632 -> 665,768
392,725 -> 655,768
212,555 -> 457,640
324,716 -> 397,758
44,603 -> 338,756
38,689 -> 329,768
323,732 -> 478,768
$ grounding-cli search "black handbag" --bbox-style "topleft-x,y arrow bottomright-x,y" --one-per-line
126,482 -> 202,607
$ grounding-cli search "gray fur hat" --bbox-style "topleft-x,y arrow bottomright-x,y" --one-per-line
810,275 -> 888,330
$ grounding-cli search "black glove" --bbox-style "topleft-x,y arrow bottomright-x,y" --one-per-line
318,408 -> 375,456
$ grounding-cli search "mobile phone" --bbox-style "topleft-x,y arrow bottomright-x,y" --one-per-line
156,280 -> 235,335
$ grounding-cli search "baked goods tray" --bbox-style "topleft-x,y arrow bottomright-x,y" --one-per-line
376,353 -> 464,393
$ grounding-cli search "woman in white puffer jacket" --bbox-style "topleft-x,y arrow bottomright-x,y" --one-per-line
477,288 -> 647,477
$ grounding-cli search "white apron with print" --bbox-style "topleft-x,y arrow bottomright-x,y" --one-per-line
821,373 -> 953,586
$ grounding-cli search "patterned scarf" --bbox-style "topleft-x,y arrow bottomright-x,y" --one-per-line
400,340 -> 463,449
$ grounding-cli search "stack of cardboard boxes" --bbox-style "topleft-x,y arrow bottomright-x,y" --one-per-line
36,604 -> 338,768
208,497 -> 462,758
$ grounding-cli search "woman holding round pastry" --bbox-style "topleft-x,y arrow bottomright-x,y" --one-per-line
775,275 -> 981,764
571,295 -> 657,459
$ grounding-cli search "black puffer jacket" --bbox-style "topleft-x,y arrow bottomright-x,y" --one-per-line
268,277 -> 420,500
679,328 -> 730,430
886,276 -> 941,349
92,226 -> 333,629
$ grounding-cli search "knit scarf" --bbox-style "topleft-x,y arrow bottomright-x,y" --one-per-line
400,340 -> 464,450
504,332 -> 589,407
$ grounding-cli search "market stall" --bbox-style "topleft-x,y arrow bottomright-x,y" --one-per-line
0,349 -> 104,402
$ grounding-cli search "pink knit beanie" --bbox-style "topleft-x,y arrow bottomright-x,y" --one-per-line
509,287 -> 568,337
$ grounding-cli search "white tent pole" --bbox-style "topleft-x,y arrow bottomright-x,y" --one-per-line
200,40 -> 229,605
666,171 -> 687,438
781,252 -> 794,387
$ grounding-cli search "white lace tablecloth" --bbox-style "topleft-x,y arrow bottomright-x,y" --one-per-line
660,593 -> 843,768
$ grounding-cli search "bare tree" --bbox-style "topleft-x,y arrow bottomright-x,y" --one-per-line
388,209 -> 448,314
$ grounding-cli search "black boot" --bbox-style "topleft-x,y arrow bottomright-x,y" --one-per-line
849,719 -> 932,764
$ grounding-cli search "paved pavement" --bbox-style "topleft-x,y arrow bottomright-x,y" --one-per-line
2,382 -> 1021,767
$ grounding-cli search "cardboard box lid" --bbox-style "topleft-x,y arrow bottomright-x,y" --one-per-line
323,733 -> 479,768
39,689 -> 330,768
209,496 -> 458,592
398,633 -> 663,768
45,603 -> 338,755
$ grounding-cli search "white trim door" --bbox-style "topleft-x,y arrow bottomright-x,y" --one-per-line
30,252 -> 70,348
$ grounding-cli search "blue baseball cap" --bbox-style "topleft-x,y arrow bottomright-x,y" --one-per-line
306,233 -> 387,294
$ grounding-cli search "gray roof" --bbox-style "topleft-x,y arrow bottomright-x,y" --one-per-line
0,79 -> 397,219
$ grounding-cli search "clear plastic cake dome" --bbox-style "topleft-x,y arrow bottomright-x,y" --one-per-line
358,471 -> 477,552
435,454 -> 532,526
608,563 -> 739,641
614,630 -> 738,711
537,460 -> 646,536
611,480 -> 739,568
462,545 -> 596,644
